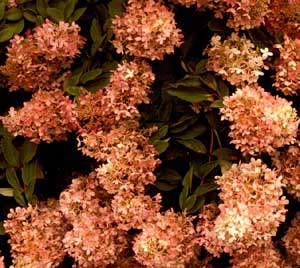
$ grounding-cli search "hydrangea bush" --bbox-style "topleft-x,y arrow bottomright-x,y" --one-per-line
0,0 -> 300,267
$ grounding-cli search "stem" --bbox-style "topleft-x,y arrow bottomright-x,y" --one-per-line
214,129 -> 222,148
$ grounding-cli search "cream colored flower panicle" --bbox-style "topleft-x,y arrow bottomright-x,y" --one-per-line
197,159 -> 288,256
205,33 -> 272,86
220,84 -> 299,155
112,0 -> 183,60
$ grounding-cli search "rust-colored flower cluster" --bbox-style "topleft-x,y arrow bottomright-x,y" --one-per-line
112,0 -> 183,60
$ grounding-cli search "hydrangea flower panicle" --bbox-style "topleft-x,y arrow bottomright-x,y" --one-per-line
112,0 -> 183,60
205,33 -> 272,86
1,89 -> 79,144
220,84 -> 299,155
4,199 -> 67,268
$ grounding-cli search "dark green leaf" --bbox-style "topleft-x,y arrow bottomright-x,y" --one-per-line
65,86 -> 82,97
0,155 -> 9,169
64,0 -> 77,20
194,183 -> 218,196
35,160 -> 44,179
23,10 -> 37,23
63,69 -> 83,89
167,87 -> 213,103
195,59 -> 207,74
218,160 -> 232,175
0,27 -> 14,42
9,19 -> 25,35
158,100 -> 173,122
205,110 -> 219,129
0,222 -> 5,235
14,190 -> 27,207
69,7 -> 86,22
155,181 -> 178,191
0,1 -> 5,21
179,187 -> 188,210
183,194 -> 197,211
85,73 -> 111,93
173,123 -> 206,140
210,99 -> 223,108
217,79 -> 229,98
199,73 -> 218,90
36,0 -> 47,17
212,148 -> 239,161
2,138 -> 19,167
151,125 -> 168,142
193,160 -> 219,178
80,68 -> 103,84
19,140 -> 37,164
169,76 -> 201,88
208,18 -> 227,32
108,0 -> 124,17
25,179 -> 36,202
22,160 -> 37,185
0,188 -> 14,197
6,8 -> 23,21
157,168 -> 181,184
176,139 -> 207,154
182,166 -> 193,189
188,196 -> 205,214
46,7 -> 64,22
90,18 -> 102,43
6,168 -> 22,191
170,115 -> 198,133
90,35 -> 106,55
153,140 -> 169,154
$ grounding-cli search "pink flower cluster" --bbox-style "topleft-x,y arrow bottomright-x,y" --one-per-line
0,19 -> 85,92
205,33 -> 272,86
0,254 -> 4,268
273,36 -> 300,95
282,213 -> 300,267
112,0 -> 183,60
220,84 -> 299,155
4,199 -> 67,268
197,159 -> 288,256
133,210 -> 196,268
230,244 -> 282,268
1,89 -> 79,143
272,145 -> 300,200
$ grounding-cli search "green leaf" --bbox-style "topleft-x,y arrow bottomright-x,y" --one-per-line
153,139 -> 169,154
195,59 -> 207,74
22,160 -> 37,185
176,139 -> 207,154
188,196 -> 205,214
90,18 -> 102,43
210,99 -> 223,108
0,222 -> 5,235
167,87 -> 213,103
199,73 -> 218,90
2,138 -> 19,167
25,179 -> 36,202
6,8 -> 23,21
35,160 -> 44,179
0,27 -> 14,42
0,188 -> 14,197
46,7 -> 64,22
108,0 -> 124,18
0,155 -> 9,169
158,100 -> 173,122
65,86 -> 82,97
218,160 -> 232,175
155,181 -> 178,191
14,189 -> 27,206
179,187 -> 189,210
69,7 -> 86,22
9,19 -> 25,35
19,140 -> 37,164
205,110 -> 219,129
183,194 -> 197,211
36,0 -> 47,17
23,10 -> 37,23
63,69 -> 83,89
182,166 -> 193,189
151,125 -> 168,142
157,168 -> 181,184
90,35 -> 106,55
208,18 -> 227,32
212,148 -> 239,161
80,68 -> 103,84
173,123 -> 206,140
85,73 -> 111,92
217,79 -> 229,98
169,76 -> 201,88
0,1 -> 5,21
6,168 -> 22,191
64,0 -> 77,20
170,115 -> 199,133
194,183 -> 218,196
193,160 -> 219,178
